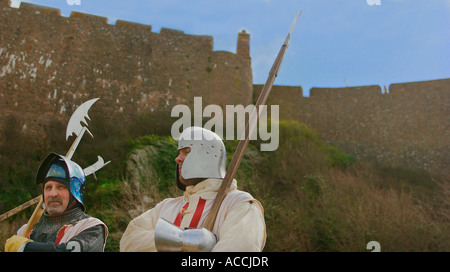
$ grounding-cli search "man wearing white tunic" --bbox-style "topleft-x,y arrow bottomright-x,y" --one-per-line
120,127 -> 266,252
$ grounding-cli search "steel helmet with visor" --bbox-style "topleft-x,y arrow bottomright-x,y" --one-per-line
36,152 -> 87,211
176,127 -> 226,190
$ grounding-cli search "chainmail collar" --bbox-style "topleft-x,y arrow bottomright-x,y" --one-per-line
31,207 -> 89,242
42,207 -> 88,224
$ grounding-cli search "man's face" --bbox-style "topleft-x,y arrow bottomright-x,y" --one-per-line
175,147 -> 191,177
175,147 -> 201,186
43,180 -> 70,215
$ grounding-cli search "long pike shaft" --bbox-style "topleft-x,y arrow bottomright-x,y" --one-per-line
203,11 -> 301,231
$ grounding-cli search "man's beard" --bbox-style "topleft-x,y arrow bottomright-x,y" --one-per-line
178,165 -> 205,186
46,196 -> 65,215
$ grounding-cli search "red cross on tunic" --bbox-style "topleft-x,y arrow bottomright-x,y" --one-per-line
173,197 -> 206,229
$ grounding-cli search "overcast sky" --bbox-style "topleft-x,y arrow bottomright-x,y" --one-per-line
11,0 -> 450,96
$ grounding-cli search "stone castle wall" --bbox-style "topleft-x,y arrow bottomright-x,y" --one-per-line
255,78 -> 449,177
0,0 -> 253,137
1,0 -> 448,177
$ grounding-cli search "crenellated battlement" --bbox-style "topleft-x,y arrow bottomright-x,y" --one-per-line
0,0 -> 448,177
2,1 -> 215,51
255,77 -> 449,177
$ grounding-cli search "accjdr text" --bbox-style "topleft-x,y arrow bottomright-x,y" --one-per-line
181,256 -> 269,269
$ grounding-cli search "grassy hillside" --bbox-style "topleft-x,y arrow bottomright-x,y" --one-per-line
1,120 -> 449,251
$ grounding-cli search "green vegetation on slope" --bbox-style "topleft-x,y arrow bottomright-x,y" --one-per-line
0,119 -> 448,251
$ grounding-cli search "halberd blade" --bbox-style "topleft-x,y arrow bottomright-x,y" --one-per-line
66,98 -> 99,140
83,156 -> 111,176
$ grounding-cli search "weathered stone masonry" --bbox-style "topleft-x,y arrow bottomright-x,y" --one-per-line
0,0 -> 253,134
1,0 -> 448,177
255,79 -> 449,177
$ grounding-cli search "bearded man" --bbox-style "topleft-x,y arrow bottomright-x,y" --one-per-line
120,126 -> 266,252
5,153 -> 108,252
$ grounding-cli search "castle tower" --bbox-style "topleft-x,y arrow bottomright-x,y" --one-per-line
237,29 -> 250,58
